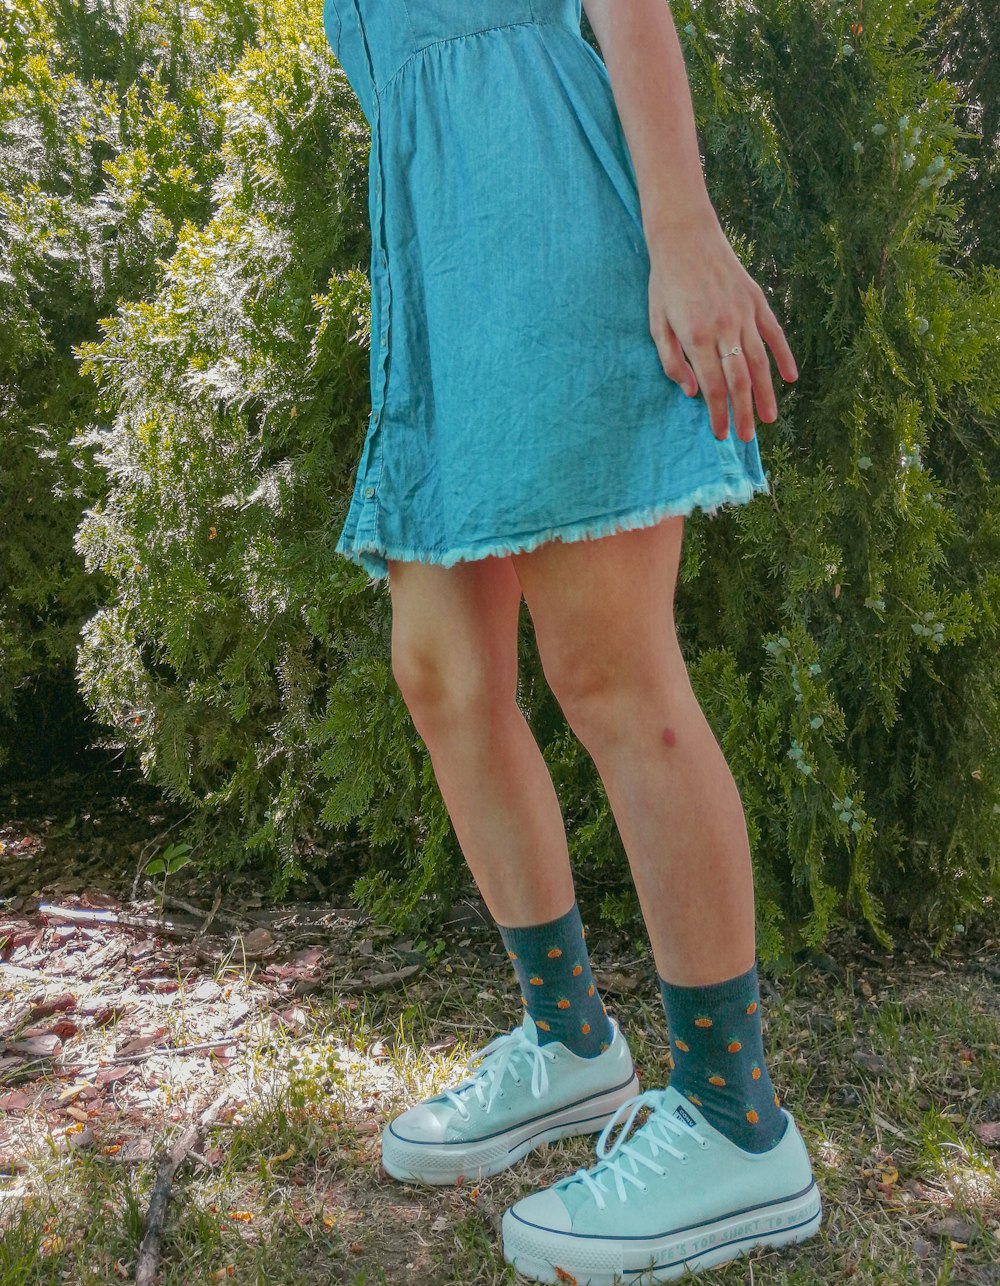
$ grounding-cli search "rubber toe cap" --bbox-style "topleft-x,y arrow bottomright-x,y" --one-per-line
386,1103 -> 449,1145
507,1188 -> 573,1235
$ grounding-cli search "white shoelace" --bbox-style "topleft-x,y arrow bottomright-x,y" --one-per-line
570,1089 -> 710,1210
441,1027 -> 558,1119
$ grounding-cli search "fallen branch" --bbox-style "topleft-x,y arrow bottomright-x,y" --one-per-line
336,964 -> 421,993
134,1088 -> 230,1286
246,905 -> 367,927
37,904 -> 198,938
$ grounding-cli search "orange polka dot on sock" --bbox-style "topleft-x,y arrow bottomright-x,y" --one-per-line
708,1074 -> 726,1086
694,1017 -> 713,1028
572,964 -> 583,976
547,947 -> 562,958
557,998 -> 570,1009
728,1040 -> 742,1053
581,1023 -> 591,1035
674,1038 -> 689,1052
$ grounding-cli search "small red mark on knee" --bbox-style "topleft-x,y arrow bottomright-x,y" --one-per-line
661,726 -> 676,747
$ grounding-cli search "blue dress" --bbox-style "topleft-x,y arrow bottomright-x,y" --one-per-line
322,0 -> 769,583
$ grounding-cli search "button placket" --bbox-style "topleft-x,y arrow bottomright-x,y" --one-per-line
349,0 -> 391,517
371,175 -> 391,421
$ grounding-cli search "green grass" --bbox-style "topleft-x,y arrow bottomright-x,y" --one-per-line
2,926 -> 999,1284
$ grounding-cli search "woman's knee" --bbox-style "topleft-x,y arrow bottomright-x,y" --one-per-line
541,633 -> 687,747
548,664 -> 634,747
511,519 -> 687,737
387,556 -> 522,724
391,636 -> 514,725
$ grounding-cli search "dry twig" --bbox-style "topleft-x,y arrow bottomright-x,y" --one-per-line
113,1027 -> 251,1064
134,1088 -> 231,1285
150,885 -> 245,933
337,964 -> 421,993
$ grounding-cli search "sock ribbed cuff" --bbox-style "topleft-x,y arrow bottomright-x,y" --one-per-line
657,960 -> 760,1005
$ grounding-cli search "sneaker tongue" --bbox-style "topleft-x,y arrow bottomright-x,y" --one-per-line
672,1101 -> 698,1129
659,1084 -> 709,1130
520,1012 -> 542,1044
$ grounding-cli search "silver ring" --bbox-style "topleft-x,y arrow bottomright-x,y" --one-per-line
719,345 -> 743,360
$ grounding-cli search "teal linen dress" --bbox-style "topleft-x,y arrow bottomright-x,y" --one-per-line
322,0 -> 769,583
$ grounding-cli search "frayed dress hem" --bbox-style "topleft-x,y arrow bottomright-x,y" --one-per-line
336,472 -> 771,584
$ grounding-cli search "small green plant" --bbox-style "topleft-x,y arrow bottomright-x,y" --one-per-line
144,841 -> 193,908
414,936 -> 447,966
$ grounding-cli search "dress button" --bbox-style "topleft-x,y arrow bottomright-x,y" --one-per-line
364,486 -> 375,499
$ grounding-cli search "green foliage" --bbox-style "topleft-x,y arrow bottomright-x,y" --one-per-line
0,0 -> 258,770
664,0 -> 1000,952
3,0 -> 998,957
71,0 -> 374,892
931,0 -> 1000,267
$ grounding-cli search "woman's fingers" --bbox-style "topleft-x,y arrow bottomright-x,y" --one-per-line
754,289 -> 799,383
688,337 -> 732,440
739,323 -> 779,426
682,307 -> 791,442
652,319 -> 698,397
718,343 -> 757,442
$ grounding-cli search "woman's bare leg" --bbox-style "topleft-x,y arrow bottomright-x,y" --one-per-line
386,553 -> 574,926
510,515 -> 756,986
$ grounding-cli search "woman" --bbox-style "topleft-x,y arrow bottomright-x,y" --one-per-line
322,1 -> 823,1280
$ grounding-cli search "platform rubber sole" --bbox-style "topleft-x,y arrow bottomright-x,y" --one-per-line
503,1179 -> 823,1284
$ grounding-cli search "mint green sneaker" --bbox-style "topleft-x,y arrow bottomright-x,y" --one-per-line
381,1014 -> 640,1186
502,1085 -> 822,1284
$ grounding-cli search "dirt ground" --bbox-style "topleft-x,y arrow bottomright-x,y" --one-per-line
2,759 -> 999,1283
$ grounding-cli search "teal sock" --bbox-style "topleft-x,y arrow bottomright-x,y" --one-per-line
658,960 -> 788,1152
497,902 -> 613,1058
